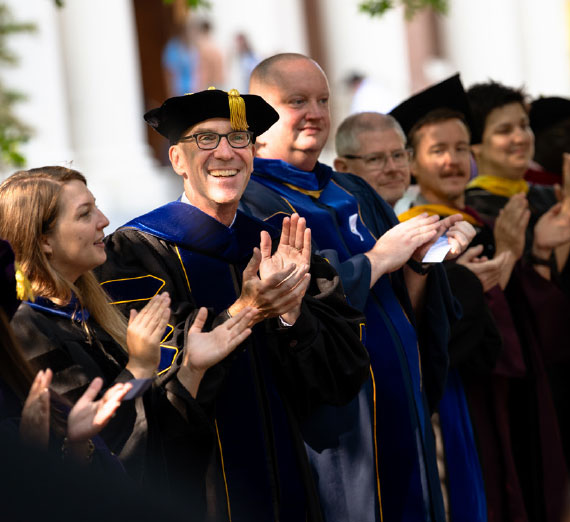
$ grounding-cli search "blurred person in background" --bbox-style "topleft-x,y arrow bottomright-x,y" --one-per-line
229,32 -> 259,94
162,19 -> 197,97
527,96 -> 570,186
194,20 -> 225,90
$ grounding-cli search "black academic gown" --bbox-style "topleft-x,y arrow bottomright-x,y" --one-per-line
96,201 -> 370,522
465,184 -> 570,522
240,158 -> 459,522
11,299 -> 215,518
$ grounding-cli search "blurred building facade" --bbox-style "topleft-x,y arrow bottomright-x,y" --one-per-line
2,0 -> 569,229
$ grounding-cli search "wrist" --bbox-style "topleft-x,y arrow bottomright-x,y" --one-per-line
126,361 -> 156,380
531,243 -> 552,262
280,309 -> 300,326
406,258 -> 432,275
177,364 -> 205,398
364,249 -> 389,285
228,300 -> 245,318
495,244 -> 514,257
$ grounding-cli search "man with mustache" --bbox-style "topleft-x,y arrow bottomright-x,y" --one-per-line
240,53 -> 475,522
392,75 -> 570,522
334,103 -> 507,522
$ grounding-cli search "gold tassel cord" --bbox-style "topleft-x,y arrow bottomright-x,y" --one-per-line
15,263 -> 34,302
227,89 -> 249,131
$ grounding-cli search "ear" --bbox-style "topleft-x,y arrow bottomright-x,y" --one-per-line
169,145 -> 186,178
470,144 -> 482,162
409,154 -> 419,176
40,235 -> 53,256
333,157 -> 349,172
409,155 -> 425,187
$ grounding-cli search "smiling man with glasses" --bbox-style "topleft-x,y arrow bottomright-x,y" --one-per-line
96,87 -> 371,521
334,112 -> 412,207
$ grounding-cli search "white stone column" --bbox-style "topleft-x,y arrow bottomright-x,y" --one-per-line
441,0 -> 570,97
58,0 -> 178,231
1,0 -> 73,173
440,0 -> 526,88
518,0 -> 570,97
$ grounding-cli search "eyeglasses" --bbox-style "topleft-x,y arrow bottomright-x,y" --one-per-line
178,131 -> 254,150
343,149 -> 411,170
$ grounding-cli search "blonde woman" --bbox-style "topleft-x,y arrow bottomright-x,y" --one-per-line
0,167 -> 254,513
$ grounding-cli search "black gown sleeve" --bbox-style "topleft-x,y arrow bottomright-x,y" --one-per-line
263,252 -> 370,420
444,263 -> 503,374
10,305 -> 138,458
10,302 -> 215,506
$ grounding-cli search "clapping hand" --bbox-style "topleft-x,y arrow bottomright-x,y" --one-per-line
126,293 -> 171,379
494,193 -> 530,260
259,214 -> 312,324
259,213 -> 311,279
179,306 -> 256,397
366,213 -> 441,282
534,202 -> 570,253
456,245 -> 509,292
229,214 -> 311,325
67,378 -> 132,443
20,368 -> 52,449
554,153 -> 570,214
443,218 -> 477,259
410,214 -> 474,263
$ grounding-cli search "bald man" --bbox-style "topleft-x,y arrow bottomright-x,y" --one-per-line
240,53 -> 474,522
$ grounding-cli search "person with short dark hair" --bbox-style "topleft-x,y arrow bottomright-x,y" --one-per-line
465,80 -> 570,522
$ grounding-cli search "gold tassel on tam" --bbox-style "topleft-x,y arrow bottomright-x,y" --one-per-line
227,89 -> 249,131
15,263 -> 34,302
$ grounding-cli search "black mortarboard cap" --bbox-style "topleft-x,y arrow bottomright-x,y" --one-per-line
389,74 -> 473,139
144,88 -> 279,145
530,96 -> 570,136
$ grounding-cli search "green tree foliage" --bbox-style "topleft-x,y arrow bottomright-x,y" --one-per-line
0,4 -> 34,168
359,0 -> 447,19
162,0 -> 210,7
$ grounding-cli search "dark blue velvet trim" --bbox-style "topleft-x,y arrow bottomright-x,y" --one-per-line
253,157 -> 332,192
439,370 -> 487,522
27,295 -> 89,322
123,201 -> 278,264
251,160 -> 442,521
101,275 -> 165,304
125,202 -> 306,521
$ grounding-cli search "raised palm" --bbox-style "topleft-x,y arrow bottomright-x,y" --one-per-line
259,214 -> 311,281
184,307 -> 255,373
67,378 -> 131,442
